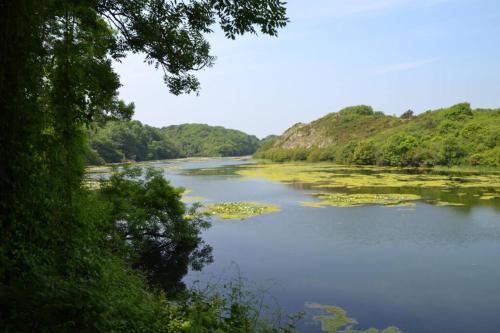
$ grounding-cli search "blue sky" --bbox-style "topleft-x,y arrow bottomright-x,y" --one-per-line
115,0 -> 500,138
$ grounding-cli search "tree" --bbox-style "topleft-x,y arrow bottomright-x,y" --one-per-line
382,134 -> 419,166
400,109 -> 414,119
96,0 -> 288,95
0,0 -> 288,330
338,105 -> 374,117
99,167 -> 213,294
352,141 -> 376,165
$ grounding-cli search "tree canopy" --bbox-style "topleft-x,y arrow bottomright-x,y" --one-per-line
0,0 -> 288,331
86,121 -> 261,164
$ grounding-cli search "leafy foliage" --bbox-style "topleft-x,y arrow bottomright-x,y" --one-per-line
255,103 -> 500,167
96,0 -> 288,95
0,0 -> 288,331
87,120 -> 181,163
87,121 -> 262,164
98,166 -> 213,294
161,123 -> 261,158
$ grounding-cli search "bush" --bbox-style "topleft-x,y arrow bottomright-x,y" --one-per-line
352,141 -> 376,165
291,148 -> 309,161
400,109 -> 414,119
443,102 -> 472,121
381,134 -> 419,166
338,105 -> 374,116
339,141 -> 358,164
307,147 -> 323,162
436,137 -> 465,166
318,146 -> 337,162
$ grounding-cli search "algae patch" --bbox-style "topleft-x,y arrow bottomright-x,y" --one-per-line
179,188 -> 207,203
305,303 -> 402,333
302,193 -> 421,208
235,163 -> 500,190
233,162 -> 500,208
206,202 -> 280,220
479,193 -> 499,200
85,165 -> 113,174
433,201 -> 465,206
82,179 -> 101,190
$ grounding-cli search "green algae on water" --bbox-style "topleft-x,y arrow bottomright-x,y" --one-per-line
305,302 -> 402,333
85,165 -> 113,174
235,163 -> 500,190
82,179 -> 101,190
301,193 -> 421,208
206,202 -> 280,220
433,201 -> 465,206
180,188 -> 207,203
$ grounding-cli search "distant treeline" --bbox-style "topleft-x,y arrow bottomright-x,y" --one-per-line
86,122 -> 261,165
254,103 -> 500,167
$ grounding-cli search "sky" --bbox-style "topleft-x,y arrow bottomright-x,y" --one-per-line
114,0 -> 500,138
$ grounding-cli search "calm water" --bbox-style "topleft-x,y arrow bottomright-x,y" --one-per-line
153,158 -> 499,332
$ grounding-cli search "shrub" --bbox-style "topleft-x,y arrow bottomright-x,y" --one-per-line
351,141 -> 376,165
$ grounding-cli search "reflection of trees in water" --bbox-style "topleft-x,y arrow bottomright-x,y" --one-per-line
100,167 -> 213,296
135,234 -> 213,295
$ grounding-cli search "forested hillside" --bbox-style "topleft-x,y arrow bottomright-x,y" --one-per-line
86,121 -> 261,164
254,103 -> 500,167
162,123 -> 261,157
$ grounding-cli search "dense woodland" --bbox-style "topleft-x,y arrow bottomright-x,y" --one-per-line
255,104 -> 500,167
0,1 -> 291,332
87,121 -> 261,164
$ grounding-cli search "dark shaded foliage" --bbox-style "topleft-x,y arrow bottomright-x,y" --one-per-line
0,0 -> 288,331
98,167 -> 213,295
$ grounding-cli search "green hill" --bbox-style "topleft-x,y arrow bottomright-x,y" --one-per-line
161,123 -> 260,157
254,103 -> 500,167
86,121 -> 260,165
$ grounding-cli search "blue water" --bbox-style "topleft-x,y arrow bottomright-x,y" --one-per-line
154,158 -> 500,332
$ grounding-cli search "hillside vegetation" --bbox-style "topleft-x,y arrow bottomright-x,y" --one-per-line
86,121 -> 261,165
254,103 -> 500,167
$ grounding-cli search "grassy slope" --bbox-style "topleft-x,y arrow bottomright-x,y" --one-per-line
255,104 -> 500,167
